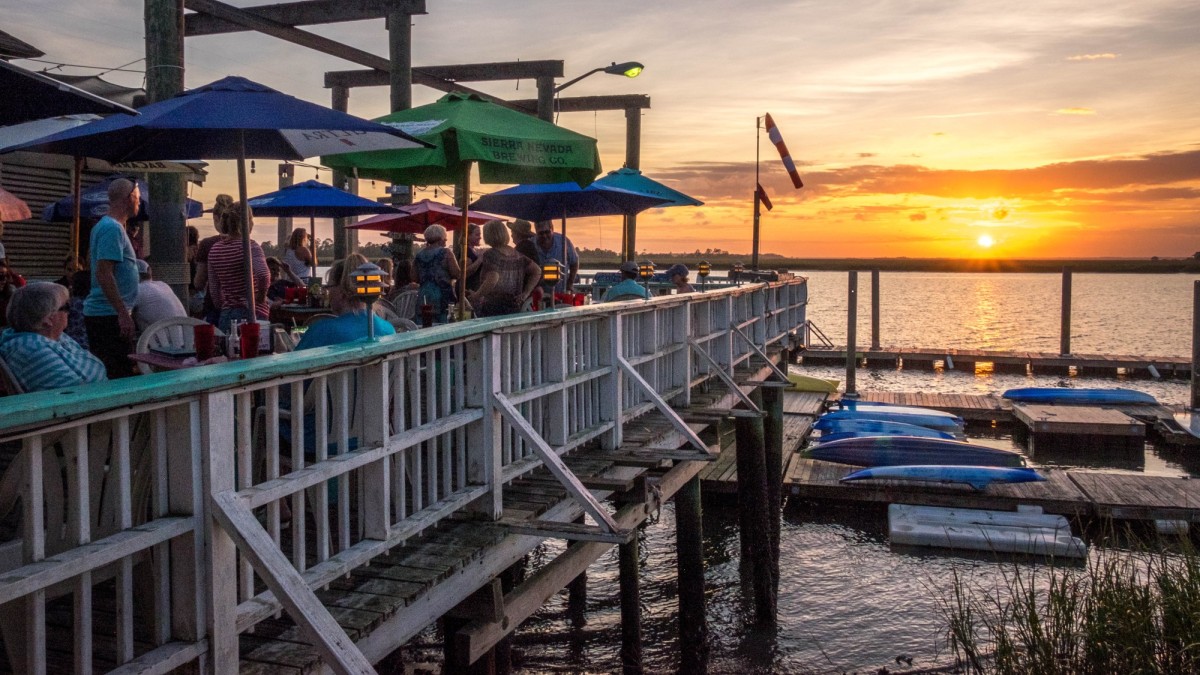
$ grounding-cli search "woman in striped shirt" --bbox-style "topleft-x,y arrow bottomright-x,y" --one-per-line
207,202 -> 270,332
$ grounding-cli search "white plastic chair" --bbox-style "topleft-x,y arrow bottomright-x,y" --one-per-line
389,289 -> 419,320
134,317 -> 209,374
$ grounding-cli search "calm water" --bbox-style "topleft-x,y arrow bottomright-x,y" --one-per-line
458,272 -> 1200,673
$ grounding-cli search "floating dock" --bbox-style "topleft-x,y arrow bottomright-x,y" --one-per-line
801,347 -> 1192,378
702,390 -> 1200,523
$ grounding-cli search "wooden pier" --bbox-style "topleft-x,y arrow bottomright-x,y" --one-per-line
801,346 -> 1193,378
703,390 -> 1200,523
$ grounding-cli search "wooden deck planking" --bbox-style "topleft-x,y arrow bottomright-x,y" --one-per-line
781,391 -> 828,416
1013,403 -> 1146,437
1068,472 -> 1200,520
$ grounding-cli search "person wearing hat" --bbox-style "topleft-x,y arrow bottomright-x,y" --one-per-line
601,261 -> 651,302
133,259 -> 186,333
667,263 -> 696,294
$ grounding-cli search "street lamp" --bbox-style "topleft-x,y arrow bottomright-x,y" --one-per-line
554,61 -> 644,93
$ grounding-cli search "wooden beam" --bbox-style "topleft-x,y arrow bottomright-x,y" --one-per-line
183,0 -> 521,110
512,94 -> 652,113
184,0 -> 426,36
325,60 -> 563,89
495,518 -> 634,545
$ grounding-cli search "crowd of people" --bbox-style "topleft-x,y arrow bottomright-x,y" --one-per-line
1,178 -> 702,396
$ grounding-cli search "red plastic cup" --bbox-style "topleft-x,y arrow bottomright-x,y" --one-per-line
297,286 -> 308,304
239,321 -> 261,359
573,293 -> 585,306
284,286 -> 296,303
420,303 -> 434,328
194,323 -> 216,361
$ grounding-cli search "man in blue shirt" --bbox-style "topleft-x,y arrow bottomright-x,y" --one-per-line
533,221 -> 578,294
84,178 -> 141,378
601,261 -> 650,301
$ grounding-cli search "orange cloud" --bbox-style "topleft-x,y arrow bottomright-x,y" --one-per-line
1055,107 -> 1096,115
1067,53 -> 1118,61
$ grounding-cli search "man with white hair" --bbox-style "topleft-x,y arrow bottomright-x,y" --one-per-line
133,259 -> 186,332
84,177 -> 140,378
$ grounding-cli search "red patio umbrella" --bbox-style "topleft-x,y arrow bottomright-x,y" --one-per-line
0,187 -> 32,222
346,199 -> 495,235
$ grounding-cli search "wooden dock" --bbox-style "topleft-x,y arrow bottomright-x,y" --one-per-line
702,390 -> 1200,523
801,346 -> 1193,378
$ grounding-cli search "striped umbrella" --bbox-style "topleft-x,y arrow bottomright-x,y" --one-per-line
0,187 -> 31,222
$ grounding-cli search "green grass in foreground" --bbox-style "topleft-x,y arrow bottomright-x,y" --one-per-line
938,534 -> 1200,674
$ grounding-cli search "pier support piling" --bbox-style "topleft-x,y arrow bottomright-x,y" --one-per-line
735,388 -> 777,627
845,271 -> 859,397
675,476 -> 709,673
567,516 -> 588,628
1061,267 -> 1073,356
871,269 -> 880,351
1193,280 -> 1199,410
618,533 -> 643,675
762,385 -> 784,569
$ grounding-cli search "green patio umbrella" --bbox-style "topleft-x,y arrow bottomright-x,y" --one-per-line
322,92 -> 602,316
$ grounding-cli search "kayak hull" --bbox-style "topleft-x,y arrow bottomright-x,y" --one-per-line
1002,387 -> 1158,406
810,436 -> 1023,468
817,409 -> 964,435
841,464 -> 1044,490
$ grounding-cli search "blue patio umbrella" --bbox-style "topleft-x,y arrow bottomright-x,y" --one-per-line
4,75 -> 429,312
592,167 -> 703,207
42,175 -> 204,223
470,182 -> 670,269
248,180 -> 400,278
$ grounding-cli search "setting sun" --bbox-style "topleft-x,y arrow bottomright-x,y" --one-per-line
977,234 -> 995,248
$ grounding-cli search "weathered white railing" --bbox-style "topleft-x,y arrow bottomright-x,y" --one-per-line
0,278 -> 806,674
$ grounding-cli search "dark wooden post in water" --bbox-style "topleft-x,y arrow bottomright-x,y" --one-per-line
1060,266 -> 1073,356
871,269 -> 881,350
761,385 -> 784,568
845,271 -> 858,397
675,475 -> 709,672
618,533 -> 642,674
1192,280 -> 1200,410
275,163 -> 294,248
735,388 -> 777,626
567,515 -> 588,627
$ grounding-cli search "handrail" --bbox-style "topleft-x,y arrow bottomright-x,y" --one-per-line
805,319 -> 836,349
0,277 -> 808,673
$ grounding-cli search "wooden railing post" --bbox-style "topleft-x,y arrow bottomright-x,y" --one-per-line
677,301 -> 693,407
600,314 -> 624,450
547,325 -> 570,447
468,335 -> 503,517
200,392 -> 238,673
360,361 -> 391,540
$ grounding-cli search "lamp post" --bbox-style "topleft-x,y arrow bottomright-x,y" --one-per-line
542,260 -> 565,309
352,261 -> 386,340
698,260 -> 711,292
554,61 -> 644,94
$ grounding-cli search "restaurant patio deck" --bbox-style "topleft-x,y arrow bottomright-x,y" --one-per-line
0,278 -> 807,674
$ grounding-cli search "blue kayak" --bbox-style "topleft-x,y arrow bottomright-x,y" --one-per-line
1002,387 -> 1158,406
841,465 -> 1046,491
812,419 -> 957,442
818,409 -> 964,435
810,435 -> 1024,468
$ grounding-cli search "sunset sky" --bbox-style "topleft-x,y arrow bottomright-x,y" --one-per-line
7,0 -> 1199,258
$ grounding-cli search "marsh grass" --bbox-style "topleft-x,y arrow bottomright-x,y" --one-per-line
937,535 -> 1200,674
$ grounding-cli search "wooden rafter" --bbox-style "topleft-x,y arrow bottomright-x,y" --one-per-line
184,0 -> 426,37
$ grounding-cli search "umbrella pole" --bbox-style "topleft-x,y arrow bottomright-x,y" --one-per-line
459,166 -> 470,319
71,156 -> 83,258
310,213 -> 317,280
237,133 -> 255,320
561,213 -> 568,292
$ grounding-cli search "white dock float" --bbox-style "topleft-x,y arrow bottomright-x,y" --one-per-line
888,503 -> 1087,558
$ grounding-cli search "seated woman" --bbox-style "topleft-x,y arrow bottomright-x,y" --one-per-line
295,254 -> 396,350
467,220 -> 540,317
0,282 -> 107,392
265,256 -> 302,303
